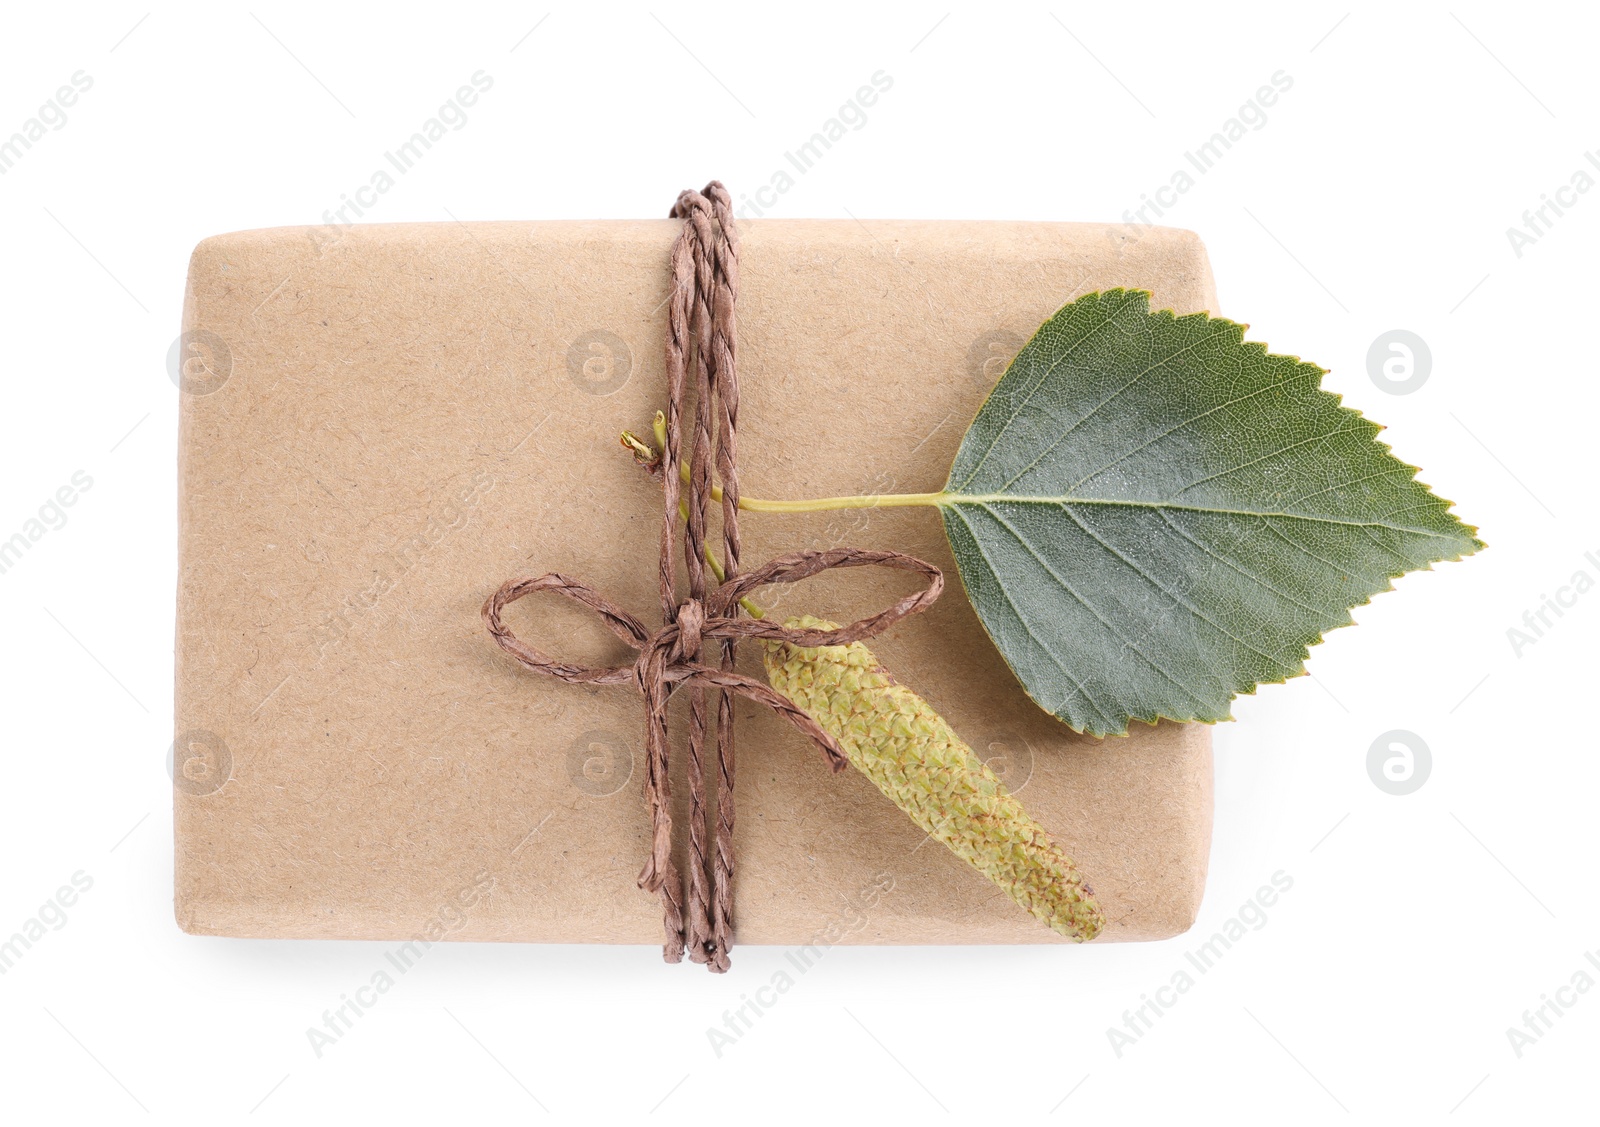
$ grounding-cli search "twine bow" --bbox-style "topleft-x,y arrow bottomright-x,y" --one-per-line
482,182 -> 942,971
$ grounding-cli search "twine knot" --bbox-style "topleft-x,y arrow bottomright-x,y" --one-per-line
670,598 -> 705,661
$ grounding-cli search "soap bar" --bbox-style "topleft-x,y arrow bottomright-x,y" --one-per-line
174,218 -> 1215,944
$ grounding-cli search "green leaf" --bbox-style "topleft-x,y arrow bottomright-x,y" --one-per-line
939,289 -> 1482,738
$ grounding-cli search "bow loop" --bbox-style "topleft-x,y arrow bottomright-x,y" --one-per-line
481,548 -> 940,772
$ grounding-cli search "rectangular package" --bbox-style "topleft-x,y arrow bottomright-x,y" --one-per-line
174,219 -> 1216,945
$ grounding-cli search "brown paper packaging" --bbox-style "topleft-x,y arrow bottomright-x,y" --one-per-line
174,218 -> 1216,946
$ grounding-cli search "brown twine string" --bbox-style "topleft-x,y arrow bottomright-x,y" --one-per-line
482,182 -> 943,971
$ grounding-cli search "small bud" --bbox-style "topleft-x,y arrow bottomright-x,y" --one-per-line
619,430 -> 662,475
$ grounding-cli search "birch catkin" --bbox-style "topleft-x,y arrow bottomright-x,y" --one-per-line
764,617 -> 1104,942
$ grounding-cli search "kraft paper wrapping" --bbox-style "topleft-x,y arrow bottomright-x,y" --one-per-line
174,219 -> 1216,946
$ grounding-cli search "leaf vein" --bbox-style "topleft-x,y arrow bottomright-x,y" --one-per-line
1356,523 -> 1417,569
1166,423 -> 1369,499
972,502 -> 1225,710
1261,517 -> 1371,582
955,298 -> 1129,490
989,322 -> 1238,495
1053,503 -> 1301,672
1065,371 -> 1309,494
945,495 -> 1467,540
945,506 -> 1117,729
1155,510 -> 1328,618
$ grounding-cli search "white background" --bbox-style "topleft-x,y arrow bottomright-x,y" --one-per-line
0,2 -> 1594,1123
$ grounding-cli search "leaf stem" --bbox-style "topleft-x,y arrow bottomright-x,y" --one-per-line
619,423 -> 935,620
675,463 -> 945,512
